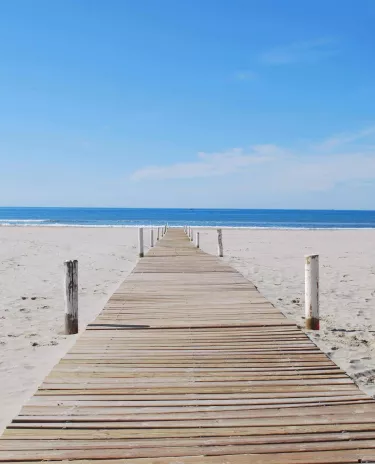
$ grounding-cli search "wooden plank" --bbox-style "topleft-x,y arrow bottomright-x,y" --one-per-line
3,430 -> 375,450
2,439 -> 375,461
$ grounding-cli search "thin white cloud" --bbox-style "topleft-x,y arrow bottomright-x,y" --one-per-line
261,38 -> 338,65
234,71 -> 257,81
317,126 -> 375,151
130,126 -> 375,196
131,146 -> 282,181
271,152 -> 375,192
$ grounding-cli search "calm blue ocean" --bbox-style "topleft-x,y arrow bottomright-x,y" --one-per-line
0,207 -> 375,229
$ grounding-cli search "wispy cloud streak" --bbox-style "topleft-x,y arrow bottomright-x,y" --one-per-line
131,146 -> 281,181
317,126 -> 375,150
234,71 -> 257,81
130,126 -> 375,195
261,38 -> 339,65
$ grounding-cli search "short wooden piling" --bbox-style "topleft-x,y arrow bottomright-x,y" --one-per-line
196,232 -> 200,248
64,260 -> 78,335
305,254 -> 319,330
157,228 -> 160,240
217,229 -> 223,257
138,228 -> 144,258
150,229 -> 154,247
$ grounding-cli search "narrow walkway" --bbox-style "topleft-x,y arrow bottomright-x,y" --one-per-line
1,228 -> 375,463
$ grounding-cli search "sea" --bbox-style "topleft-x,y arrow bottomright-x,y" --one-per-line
1,207 -> 375,229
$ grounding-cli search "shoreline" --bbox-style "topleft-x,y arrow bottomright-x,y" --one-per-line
2,224 -> 375,230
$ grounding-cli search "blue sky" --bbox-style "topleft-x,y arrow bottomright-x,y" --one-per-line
1,0 -> 375,209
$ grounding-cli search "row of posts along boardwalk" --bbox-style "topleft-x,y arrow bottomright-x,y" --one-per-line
1,228 -> 375,463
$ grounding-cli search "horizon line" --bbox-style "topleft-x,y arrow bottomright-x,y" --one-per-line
1,206 -> 375,213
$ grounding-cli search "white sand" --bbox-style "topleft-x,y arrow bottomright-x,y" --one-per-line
1,227 -> 375,432
199,228 -> 375,396
0,227 -> 142,431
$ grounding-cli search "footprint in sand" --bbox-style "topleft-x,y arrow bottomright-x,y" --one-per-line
349,359 -> 361,365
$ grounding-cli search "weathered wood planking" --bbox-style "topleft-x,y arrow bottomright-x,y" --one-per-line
1,228 -> 375,464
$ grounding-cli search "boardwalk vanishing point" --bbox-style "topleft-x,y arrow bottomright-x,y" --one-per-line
1,228 -> 375,463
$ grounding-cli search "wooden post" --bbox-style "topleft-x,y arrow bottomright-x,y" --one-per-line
157,228 -> 160,240
196,232 -> 200,248
138,228 -> 144,257
217,229 -> 223,257
150,229 -> 154,247
305,254 -> 319,330
190,228 -> 193,241
64,259 -> 78,335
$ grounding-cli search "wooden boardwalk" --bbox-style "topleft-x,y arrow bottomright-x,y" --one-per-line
1,228 -> 375,463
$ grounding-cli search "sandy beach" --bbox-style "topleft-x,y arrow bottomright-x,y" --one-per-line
1,226 -> 375,432
0,227 -> 142,431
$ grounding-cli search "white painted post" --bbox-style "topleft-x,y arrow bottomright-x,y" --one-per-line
196,232 -> 200,248
64,259 -> 78,335
150,229 -> 154,247
305,254 -> 319,330
190,228 -> 193,241
217,229 -> 223,257
138,228 -> 144,258
157,228 -> 160,240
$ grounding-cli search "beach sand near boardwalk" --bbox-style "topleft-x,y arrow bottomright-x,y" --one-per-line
199,228 -> 375,396
0,227 -> 141,431
1,226 -> 375,432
